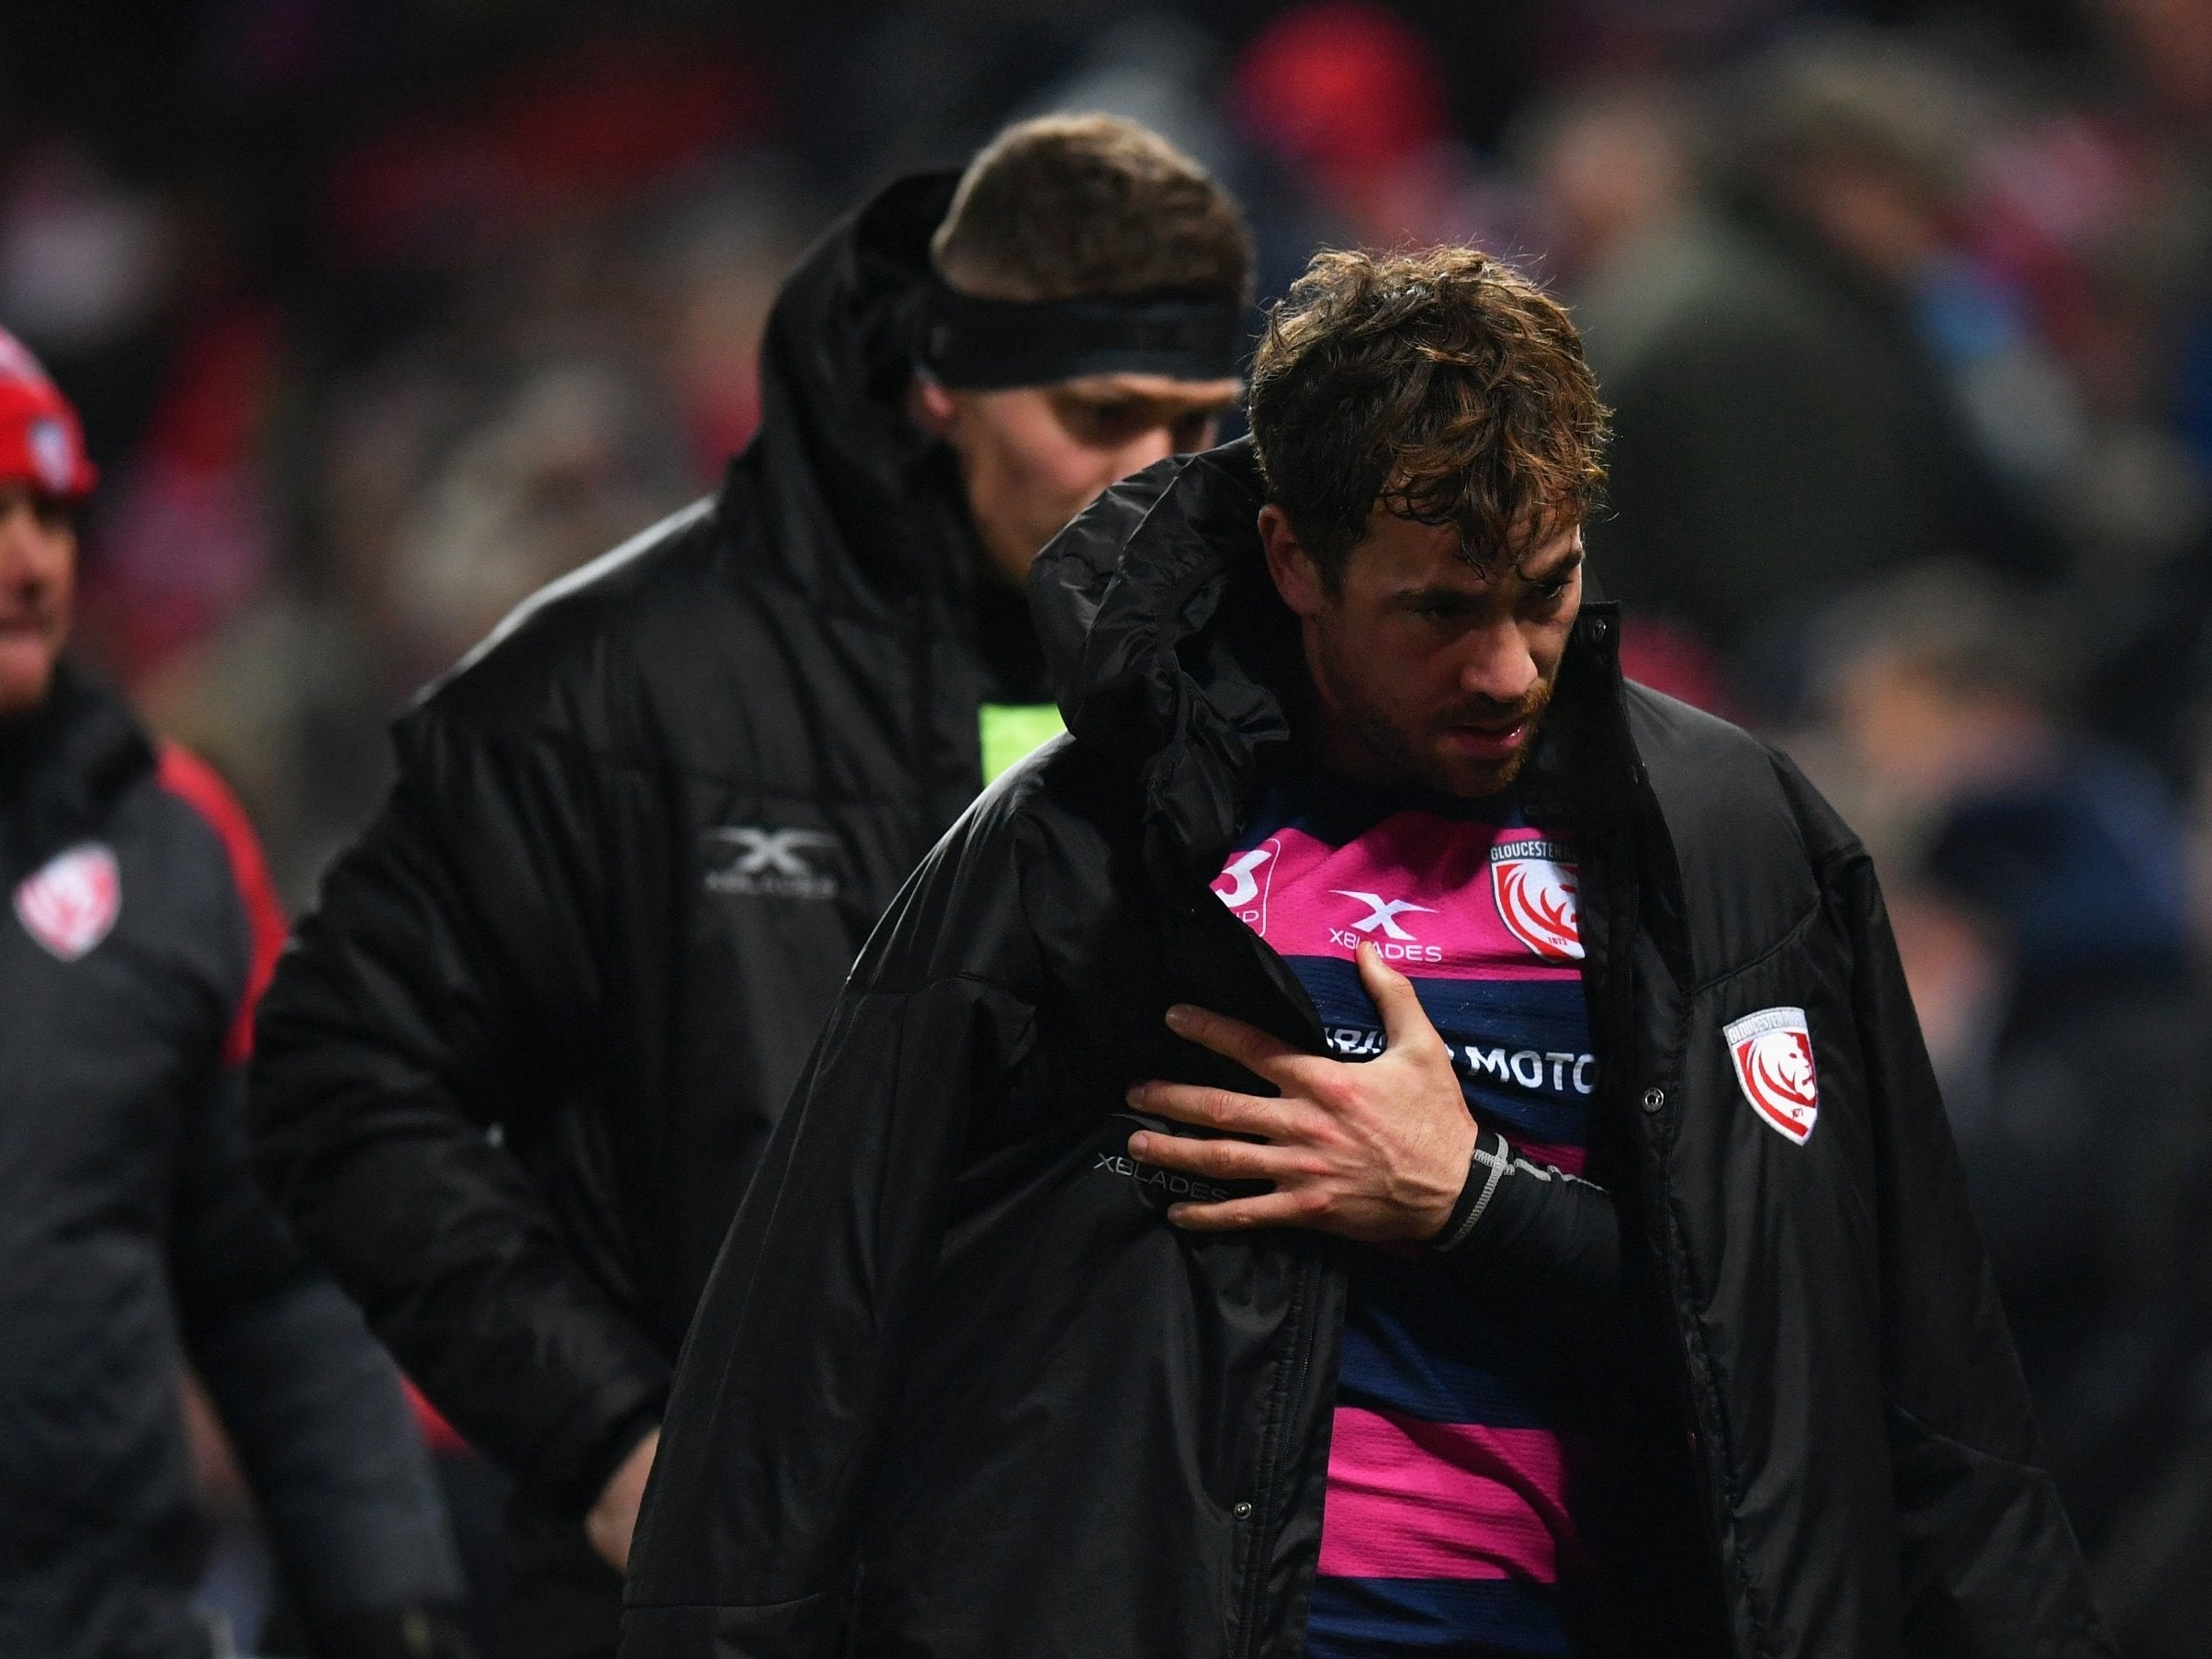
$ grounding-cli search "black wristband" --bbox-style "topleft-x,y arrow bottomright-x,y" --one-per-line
1428,1126 -> 1513,1255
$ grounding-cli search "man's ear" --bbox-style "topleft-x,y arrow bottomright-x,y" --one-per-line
907,374 -> 962,440
1258,504 -> 1327,618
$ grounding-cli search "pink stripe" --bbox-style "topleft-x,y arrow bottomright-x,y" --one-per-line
1508,1139 -> 1586,1178
1213,820 -> 1582,981
1317,1407 -> 1577,1584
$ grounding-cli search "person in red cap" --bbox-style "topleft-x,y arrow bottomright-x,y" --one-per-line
0,329 -> 476,1659
0,332 -> 96,720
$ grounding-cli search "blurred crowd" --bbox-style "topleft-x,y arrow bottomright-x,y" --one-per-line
10,0 -> 2212,1651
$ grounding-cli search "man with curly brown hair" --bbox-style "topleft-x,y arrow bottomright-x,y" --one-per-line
622,248 -> 2109,1659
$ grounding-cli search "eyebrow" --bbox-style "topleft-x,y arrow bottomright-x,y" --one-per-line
1518,547 -> 1586,584
1396,547 -> 1584,602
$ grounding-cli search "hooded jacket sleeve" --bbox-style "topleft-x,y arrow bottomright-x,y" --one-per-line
1825,840 -> 2115,1654
175,1069 -> 468,1628
619,806 -> 1040,1659
1428,1128 -> 1621,1310
250,702 -> 671,1518
161,748 -> 466,1633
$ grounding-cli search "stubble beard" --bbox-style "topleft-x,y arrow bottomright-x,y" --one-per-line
1325,645 -> 1554,800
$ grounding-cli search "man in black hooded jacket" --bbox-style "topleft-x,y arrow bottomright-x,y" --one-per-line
622,249 -> 2109,1656
248,115 -> 1249,1657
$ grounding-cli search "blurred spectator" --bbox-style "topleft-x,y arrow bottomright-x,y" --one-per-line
1229,1 -> 1533,256
1563,32 -> 2062,709
0,331 -> 470,1659
1803,560 -> 2212,1657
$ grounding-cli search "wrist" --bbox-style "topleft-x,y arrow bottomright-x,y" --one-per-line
1428,1126 -> 1509,1254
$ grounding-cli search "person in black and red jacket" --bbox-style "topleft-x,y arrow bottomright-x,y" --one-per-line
0,328 -> 470,1659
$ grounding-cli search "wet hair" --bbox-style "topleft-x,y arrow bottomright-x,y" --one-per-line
931,113 -> 1254,305
1246,246 -> 1608,588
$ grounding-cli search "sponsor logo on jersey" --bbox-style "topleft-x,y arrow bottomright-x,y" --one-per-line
1723,1006 -> 1819,1146
703,825 -> 839,902
1489,837 -> 1582,961
1211,840 -> 1281,932
1327,888 -> 1443,962
1460,1043 -> 1597,1095
14,841 -> 120,961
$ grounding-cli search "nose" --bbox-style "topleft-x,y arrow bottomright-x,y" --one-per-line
0,499 -> 65,592
0,500 -> 37,580
1457,618 -> 1540,707
1108,424 -> 1180,484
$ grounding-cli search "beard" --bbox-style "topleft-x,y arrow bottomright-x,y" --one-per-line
1315,623 -> 1556,799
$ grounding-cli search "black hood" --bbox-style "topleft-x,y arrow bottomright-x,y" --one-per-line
739,170 -> 976,613
1030,439 -> 1626,879
0,662 -> 154,876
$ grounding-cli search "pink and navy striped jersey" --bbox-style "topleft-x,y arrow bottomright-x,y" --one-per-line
1212,775 -> 1598,1656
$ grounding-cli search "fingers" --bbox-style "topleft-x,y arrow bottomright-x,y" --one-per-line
1163,1191 -> 1320,1232
1355,941 -> 1442,1054
1128,1079 -> 1295,1138
1164,1002 -> 1302,1080
1127,1127 -> 1305,1183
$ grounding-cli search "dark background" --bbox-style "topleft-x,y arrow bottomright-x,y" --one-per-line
9,1 -> 2212,1652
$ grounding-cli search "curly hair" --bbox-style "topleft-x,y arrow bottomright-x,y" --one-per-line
1246,247 -> 1607,588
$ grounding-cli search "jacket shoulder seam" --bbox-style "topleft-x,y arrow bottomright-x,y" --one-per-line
1687,897 -> 1823,999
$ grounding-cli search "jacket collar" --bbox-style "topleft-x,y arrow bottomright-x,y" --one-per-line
1032,439 -> 1638,882
0,662 -> 154,875
730,170 -> 980,618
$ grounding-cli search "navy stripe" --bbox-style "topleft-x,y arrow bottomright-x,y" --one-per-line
1335,1254 -> 1576,1428
1290,958 -> 1595,1146
1306,1575 -> 1574,1657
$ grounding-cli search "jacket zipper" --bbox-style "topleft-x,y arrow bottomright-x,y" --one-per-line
1175,878 -> 1337,1659
1229,1247 -> 1323,1659
1605,778 -> 1740,1643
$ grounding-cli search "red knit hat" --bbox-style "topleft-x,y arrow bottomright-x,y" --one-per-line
0,328 -> 96,501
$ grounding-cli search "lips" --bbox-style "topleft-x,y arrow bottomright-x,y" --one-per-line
1443,719 -> 1529,762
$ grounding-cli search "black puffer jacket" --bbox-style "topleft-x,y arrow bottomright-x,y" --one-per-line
249,171 -> 1043,1578
0,668 -> 460,1659
623,443 -> 2109,1658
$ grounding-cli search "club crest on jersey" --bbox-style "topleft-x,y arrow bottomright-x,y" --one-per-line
14,841 -> 121,961
1723,1006 -> 1819,1146
1489,837 -> 1582,961
1211,839 -> 1281,933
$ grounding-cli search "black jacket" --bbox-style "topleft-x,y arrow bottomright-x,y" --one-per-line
622,444 -> 2110,1658
249,170 -> 1042,1539
0,668 -> 460,1659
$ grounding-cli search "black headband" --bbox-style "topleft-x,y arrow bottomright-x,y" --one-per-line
917,276 -> 1243,389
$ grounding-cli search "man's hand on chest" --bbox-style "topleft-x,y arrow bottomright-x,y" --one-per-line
1124,940 -> 1478,1244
